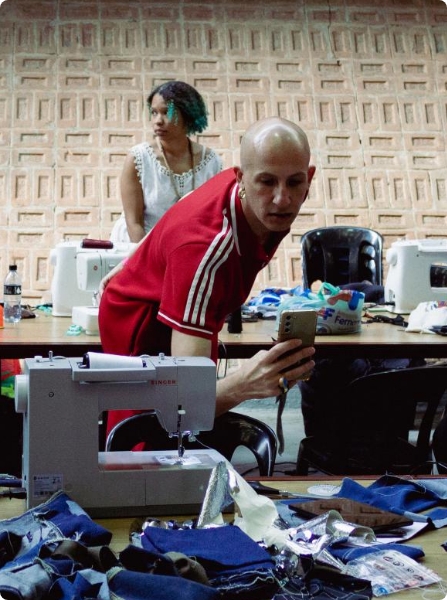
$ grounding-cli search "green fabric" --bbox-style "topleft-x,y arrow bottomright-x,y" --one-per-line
1,376 -> 15,398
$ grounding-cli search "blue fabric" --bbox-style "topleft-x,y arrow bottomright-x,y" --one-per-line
47,572 -> 104,600
418,478 -> 447,499
335,476 -> 447,527
330,542 -> 424,563
0,491 -> 111,568
108,567 -> 220,600
0,492 -> 111,600
425,509 -> 447,529
140,524 -> 274,577
0,531 -> 21,567
1,484 -> 439,599
140,524 -> 279,598
0,493 -> 278,600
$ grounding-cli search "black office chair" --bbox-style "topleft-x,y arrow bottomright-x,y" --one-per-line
301,226 -> 383,289
106,410 -> 278,476
295,365 -> 447,476
431,409 -> 447,474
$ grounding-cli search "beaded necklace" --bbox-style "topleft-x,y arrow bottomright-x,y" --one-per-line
159,139 -> 195,201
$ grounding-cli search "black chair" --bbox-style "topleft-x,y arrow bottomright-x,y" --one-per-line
106,410 -> 278,476
431,409 -> 447,474
295,365 -> 447,476
301,226 -> 383,289
0,394 -> 22,477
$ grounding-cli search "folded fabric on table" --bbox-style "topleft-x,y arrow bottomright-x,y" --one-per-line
406,301 -> 447,333
108,567 -> 221,600
335,476 -> 447,528
140,524 -> 279,599
140,524 -> 274,577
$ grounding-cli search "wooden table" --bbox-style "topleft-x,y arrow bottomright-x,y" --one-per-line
0,477 -> 446,598
219,318 -> 447,360
1,312 -> 447,361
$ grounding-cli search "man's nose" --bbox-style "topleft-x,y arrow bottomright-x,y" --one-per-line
273,184 -> 291,206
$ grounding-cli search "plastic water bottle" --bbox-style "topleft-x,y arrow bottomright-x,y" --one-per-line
3,265 -> 22,323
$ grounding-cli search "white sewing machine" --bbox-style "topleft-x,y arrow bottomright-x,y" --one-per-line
384,239 -> 447,313
50,240 -> 135,333
15,352 -> 226,517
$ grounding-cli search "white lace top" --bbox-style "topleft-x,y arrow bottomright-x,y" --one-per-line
110,142 -> 222,243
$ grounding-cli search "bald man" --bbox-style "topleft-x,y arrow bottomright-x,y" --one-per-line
99,117 -> 316,428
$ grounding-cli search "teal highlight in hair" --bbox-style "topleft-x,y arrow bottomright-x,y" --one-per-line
187,103 -> 208,135
166,99 -> 179,125
148,81 -> 209,136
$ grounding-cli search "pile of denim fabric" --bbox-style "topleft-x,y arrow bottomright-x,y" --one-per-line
1,474 -> 447,600
0,490 -> 370,600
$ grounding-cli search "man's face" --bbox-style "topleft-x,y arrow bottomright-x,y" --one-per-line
237,142 -> 315,242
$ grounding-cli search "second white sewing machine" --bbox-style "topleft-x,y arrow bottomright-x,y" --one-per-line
50,239 -> 135,334
15,352 -> 226,517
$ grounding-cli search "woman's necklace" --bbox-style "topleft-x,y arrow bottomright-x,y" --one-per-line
159,139 -> 195,201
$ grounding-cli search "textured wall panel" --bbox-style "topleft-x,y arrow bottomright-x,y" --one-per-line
0,0 -> 446,300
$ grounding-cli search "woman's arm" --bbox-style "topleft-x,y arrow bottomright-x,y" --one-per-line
120,152 -> 146,243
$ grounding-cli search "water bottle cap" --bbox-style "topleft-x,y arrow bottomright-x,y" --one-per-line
9,265 -> 17,271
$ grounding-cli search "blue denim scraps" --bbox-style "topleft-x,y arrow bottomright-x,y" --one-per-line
107,566 -> 221,600
0,491 -> 280,600
0,491 -> 111,564
0,491 -> 111,600
140,523 -> 279,599
336,476 -> 447,527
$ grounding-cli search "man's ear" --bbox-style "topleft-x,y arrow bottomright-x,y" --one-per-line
235,167 -> 243,184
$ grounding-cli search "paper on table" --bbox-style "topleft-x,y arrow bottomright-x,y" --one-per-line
374,521 -> 428,543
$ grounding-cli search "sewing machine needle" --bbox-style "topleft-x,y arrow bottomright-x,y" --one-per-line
177,438 -> 185,458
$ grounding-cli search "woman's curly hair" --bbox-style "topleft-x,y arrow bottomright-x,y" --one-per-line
147,81 -> 209,135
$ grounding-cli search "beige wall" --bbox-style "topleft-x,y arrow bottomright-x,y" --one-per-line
1,0 -> 446,301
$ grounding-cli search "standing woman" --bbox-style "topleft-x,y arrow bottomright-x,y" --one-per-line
110,81 -> 222,243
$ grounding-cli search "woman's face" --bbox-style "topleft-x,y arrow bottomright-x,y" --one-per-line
150,93 -> 187,140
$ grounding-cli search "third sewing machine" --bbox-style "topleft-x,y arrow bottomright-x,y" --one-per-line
384,239 -> 447,313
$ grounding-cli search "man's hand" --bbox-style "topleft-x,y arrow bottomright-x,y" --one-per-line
170,331 -> 315,416
216,339 -> 315,415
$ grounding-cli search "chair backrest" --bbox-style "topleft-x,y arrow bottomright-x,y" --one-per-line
345,366 -> 447,459
106,410 -> 277,476
297,365 -> 447,475
431,409 -> 447,474
301,226 -> 383,289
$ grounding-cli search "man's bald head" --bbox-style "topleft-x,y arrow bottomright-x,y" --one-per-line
240,117 -> 311,170
235,117 -> 315,243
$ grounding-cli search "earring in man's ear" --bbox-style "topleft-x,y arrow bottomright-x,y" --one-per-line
238,186 -> 246,200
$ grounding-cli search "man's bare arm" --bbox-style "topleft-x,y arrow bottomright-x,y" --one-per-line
171,329 -> 315,416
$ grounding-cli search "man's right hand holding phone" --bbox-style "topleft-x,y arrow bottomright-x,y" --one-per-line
215,338 -> 315,415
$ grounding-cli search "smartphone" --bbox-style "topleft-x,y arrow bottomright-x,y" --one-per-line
277,309 -> 317,378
